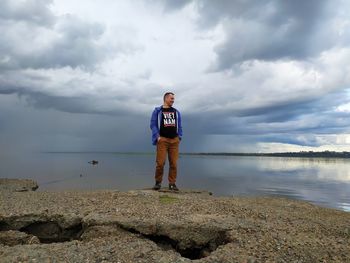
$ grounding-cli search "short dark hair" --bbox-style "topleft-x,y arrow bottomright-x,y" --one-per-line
163,92 -> 174,101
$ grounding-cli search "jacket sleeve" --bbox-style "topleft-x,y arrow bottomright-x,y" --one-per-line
177,110 -> 183,139
150,108 -> 159,142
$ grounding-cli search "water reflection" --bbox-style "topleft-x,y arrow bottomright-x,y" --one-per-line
256,157 -> 350,181
0,153 -> 349,212
178,155 -> 350,212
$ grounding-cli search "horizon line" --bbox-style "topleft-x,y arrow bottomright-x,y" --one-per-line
41,150 -> 350,154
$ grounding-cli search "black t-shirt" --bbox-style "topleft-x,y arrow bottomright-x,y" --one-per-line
159,107 -> 178,138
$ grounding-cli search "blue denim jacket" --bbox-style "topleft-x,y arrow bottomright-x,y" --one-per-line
150,106 -> 183,145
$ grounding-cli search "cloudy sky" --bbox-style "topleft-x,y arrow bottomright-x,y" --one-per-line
1,0 -> 350,153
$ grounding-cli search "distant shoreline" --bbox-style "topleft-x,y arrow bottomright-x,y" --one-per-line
181,151 -> 350,159
42,151 -> 350,159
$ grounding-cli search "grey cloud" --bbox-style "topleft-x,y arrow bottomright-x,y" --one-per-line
23,92 -> 133,116
150,0 -> 190,12
0,1 -> 137,71
182,87 -> 350,138
0,87 -> 130,116
0,16 -> 108,70
38,15 -> 107,70
185,0 -> 347,70
0,67 -> 157,116
259,134 -> 321,147
234,90 -> 346,121
0,0 -> 56,26
0,0 -> 147,132
152,0 -> 343,68
193,111 -> 350,139
210,0 -> 337,69
163,0 -> 189,11
0,94 -> 152,153
194,0 -> 266,28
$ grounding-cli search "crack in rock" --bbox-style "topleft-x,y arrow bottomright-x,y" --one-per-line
1,214 -> 231,260
0,215 -> 84,244
20,221 -> 83,243
114,219 -> 231,260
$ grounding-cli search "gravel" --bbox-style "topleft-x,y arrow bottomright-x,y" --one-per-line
0,179 -> 349,262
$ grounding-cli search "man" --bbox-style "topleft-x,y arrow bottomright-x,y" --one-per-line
150,92 -> 183,191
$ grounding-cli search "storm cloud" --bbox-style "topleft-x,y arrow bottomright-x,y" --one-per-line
160,0 -> 349,68
1,0 -> 350,153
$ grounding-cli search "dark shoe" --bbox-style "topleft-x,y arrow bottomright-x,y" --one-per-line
169,184 -> 179,191
152,182 -> 161,190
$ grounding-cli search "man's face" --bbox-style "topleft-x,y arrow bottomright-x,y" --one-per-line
165,94 -> 175,106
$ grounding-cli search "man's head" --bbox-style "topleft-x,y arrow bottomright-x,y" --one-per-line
163,92 -> 175,107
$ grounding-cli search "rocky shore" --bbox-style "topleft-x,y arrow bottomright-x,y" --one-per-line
0,179 -> 349,262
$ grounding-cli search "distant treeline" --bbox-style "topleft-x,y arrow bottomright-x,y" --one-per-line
181,151 -> 350,158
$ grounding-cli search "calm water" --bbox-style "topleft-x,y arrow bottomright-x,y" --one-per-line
1,152 -> 350,212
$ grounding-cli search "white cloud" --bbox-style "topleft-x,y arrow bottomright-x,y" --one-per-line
257,138 -> 350,153
336,102 -> 350,113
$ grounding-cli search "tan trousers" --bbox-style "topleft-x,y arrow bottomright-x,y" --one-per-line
155,136 -> 180,184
